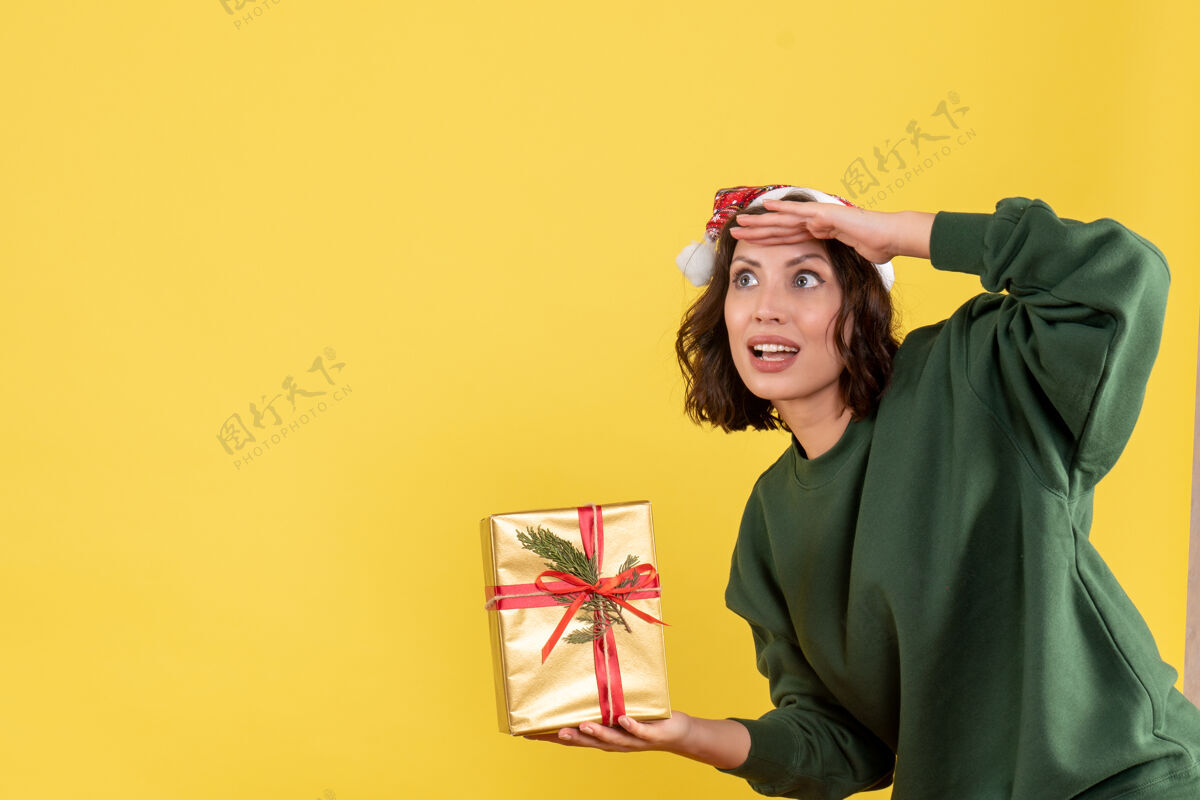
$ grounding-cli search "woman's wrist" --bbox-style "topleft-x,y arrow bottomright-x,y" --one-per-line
671,716 -> 751,769
892,210 -> 935,260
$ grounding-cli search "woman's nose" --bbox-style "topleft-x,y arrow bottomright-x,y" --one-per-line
753,286 -> 787,323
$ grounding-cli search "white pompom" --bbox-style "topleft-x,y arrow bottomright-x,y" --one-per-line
676,240 -> 716,287
875,261 -> 895,292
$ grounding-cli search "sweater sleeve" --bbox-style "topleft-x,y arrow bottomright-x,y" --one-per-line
928,197 -> 1170,495
717,488 -> 895,799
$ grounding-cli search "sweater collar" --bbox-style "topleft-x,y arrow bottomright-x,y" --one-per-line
790,411 -> 876,489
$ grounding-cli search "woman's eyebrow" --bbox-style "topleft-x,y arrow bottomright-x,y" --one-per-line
731,254 -> 827,267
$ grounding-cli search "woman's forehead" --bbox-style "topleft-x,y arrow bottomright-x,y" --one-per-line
731,238 -> 830,265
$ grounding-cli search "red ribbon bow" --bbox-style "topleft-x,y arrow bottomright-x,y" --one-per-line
534,563 -> 665,663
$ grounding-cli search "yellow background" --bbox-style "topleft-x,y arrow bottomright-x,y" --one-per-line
2,2 -> 1198,798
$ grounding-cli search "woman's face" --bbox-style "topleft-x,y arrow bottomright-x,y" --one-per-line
723,237 -> 847,418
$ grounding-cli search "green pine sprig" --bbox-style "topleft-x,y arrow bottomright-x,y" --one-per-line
615,554 -> 640,585
516,525 -> 597,583
515,525 -> 644,646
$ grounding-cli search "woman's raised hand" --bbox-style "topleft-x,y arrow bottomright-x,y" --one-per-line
732,199 -> 933,264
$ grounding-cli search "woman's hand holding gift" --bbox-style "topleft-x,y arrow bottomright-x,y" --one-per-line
525,710 -> 751,770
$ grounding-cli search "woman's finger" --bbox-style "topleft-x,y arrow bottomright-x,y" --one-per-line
525,728 -> 597,748
616,714 -> 659,742
734,223 -> 842,244
731,227 -> 814,240
760,198 -> 824,212
577,721 -> 649,749
558,726 -> 634,752
731,221 -> 812,235
729,227 -> 816,243
732,235 -> 814,247
734,213 -> 815,230
734,211 -> 796,226
731,229 -> 818,245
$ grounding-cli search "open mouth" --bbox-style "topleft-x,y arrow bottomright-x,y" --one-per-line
752,343 -> 799,362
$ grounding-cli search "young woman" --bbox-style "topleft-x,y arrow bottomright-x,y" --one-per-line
531,186 -> 1200,798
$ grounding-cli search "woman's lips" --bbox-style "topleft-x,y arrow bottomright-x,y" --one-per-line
748,344 -> 799,373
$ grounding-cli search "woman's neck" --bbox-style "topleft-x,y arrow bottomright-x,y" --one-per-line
776,397 -> 854,460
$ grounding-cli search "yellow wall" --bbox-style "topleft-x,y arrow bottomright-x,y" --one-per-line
2,2 -> 1198,798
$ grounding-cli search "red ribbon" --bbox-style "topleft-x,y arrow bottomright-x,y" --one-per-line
534,562 -> 665,663
487,504 -> 667,725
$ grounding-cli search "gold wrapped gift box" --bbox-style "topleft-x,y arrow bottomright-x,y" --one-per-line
481,501 -> 671,736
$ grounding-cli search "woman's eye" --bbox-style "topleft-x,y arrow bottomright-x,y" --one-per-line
794,270 -> 824,288
733,271 -> 757,288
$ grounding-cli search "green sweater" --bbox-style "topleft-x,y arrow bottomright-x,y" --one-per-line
719,198 -> 1200,799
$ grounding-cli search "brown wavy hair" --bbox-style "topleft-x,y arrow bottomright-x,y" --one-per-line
675,190 -> 900,432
